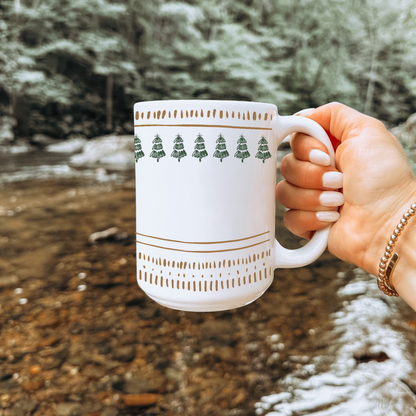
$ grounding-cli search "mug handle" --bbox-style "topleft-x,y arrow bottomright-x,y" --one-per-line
270,114 -> 336,268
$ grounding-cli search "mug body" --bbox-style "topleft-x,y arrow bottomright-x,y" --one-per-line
134,100 -> 278,311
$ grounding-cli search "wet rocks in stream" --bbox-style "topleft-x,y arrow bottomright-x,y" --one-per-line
1,178 -> 416,415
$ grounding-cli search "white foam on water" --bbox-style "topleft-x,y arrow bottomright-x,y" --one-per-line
255,272 -> 416,416
0,164 -> 121,184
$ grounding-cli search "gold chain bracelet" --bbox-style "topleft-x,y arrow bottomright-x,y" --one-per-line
378,202 -> 416,297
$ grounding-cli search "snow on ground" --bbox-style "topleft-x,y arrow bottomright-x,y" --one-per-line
255,268 -> 416,416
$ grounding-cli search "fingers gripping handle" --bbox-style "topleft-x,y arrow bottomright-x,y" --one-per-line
271,115 -> 336,268
272,115 -> 336,166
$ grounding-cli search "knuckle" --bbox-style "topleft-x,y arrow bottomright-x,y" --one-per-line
275,181 -> 286,202
302,162 -> 314,187
279,155 -> 291,177
283,210 -> 296,231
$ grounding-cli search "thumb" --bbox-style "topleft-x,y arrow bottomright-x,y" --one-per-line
302,102 -> 385,144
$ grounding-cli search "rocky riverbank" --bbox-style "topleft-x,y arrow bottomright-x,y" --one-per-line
1,177 -> 416,416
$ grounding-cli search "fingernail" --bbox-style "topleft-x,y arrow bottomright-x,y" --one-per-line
294,108 -> 316,116
309,149 -> 331,166
322,171 -> 343,188
316,211 -> 340,222
319,191 -> 345,207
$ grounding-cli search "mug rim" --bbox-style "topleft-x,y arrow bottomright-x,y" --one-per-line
134,99 -> 277,107
134,100 -> 278,125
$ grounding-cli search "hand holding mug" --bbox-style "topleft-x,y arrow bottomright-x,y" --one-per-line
276,103 -> 416,292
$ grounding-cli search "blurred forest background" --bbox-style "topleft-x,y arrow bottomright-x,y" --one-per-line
1,0 -> 416,142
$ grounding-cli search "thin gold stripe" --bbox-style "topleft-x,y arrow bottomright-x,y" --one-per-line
135,231 -> 269,245
134,123 -> 272,131
135,239 -> 270,254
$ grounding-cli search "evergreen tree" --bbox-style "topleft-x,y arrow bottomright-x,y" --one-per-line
234,135 -> 250,162
255,136 -> 271,163
213,134 -> 229,162
171,134 -> 187,162
192,133 -> 208,162
134,135 -> 144,162
150,134 -> 165,162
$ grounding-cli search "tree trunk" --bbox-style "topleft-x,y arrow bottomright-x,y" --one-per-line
364,34 -> 379,115
11,96 -> 29,139
106,74 -> 113,132
14,0 -> 21,37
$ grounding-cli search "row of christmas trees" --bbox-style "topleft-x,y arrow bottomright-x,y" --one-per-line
134,133 -> 272,163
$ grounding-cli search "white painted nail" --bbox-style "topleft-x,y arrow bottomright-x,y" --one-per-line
309,149 -> 331,166
322,171 -> 343,188
319,191 -> 345,207
316,211 -> 340,222
294,108 -> 316,116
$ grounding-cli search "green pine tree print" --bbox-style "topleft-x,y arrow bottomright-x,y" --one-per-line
213,133 -> 229,162
255,136 -> 272,163
171,134 -> 187,162
234,134 -> 250,162
192,133 -> 208,162
150,134 -> 166,162
134,135 -> 145,162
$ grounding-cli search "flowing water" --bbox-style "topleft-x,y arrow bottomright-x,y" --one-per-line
1,148 -> 416,415
0,152 -> 127,185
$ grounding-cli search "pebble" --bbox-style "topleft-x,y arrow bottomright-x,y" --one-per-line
12,398 -> 39,415
353,347 -> 389,363
122,394 -> 162,407
42,357 -> 63,371
121,375 -> 164,394
269,334 -> 281,343
81,364 -> 106,379
29,365 -> 42,375
88,227 -> 128,245
67,352 -> 90,367
199,320 -> 236,341
22,380 -> 44,390
54,402 -> 82,416
0,276 -> 19,288
246,342 -> 260,353
36,316 -> 60,328
101,407 -> 120,416
39,337 -> 59,347
215,346 -> 235,362
111,345 -> 136,363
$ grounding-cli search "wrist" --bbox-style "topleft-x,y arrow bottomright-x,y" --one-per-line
369,181 -> 416,275
390,224 -> 416,310
375,191 -> 416,304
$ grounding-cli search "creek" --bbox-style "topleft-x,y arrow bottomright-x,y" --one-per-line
1,149 -> 416,416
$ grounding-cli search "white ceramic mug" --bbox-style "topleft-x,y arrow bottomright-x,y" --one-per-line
134,100 -> 335,312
